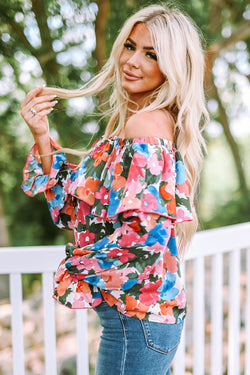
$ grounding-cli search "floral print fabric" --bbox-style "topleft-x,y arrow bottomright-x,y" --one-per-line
22,136 -> 192,323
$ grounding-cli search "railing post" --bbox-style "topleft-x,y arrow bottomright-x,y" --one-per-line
193,256 -> 205,375
173,261 -> 186,375
211,253 -> 223,375
245,248 -> 250,375
228,249 -> 241,375
42,272 -> 57,375
76,309 -> 89,375
10,273 -> 25,375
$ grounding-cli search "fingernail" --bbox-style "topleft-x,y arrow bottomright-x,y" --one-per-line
50,107 -> 54,111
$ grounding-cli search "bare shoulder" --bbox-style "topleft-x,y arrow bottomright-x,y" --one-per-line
124,109 -> 175,141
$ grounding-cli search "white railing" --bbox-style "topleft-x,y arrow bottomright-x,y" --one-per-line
0,222 -> 250,375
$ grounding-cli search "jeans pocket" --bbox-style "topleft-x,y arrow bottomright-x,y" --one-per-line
141,320 -> 183,355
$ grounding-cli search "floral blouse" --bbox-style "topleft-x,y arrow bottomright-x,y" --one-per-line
22,135 -> 192,324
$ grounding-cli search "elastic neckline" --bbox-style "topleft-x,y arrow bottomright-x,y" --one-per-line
108,135 -> 174,148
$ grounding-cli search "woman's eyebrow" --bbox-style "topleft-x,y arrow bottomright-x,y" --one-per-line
127,37 -> 154,50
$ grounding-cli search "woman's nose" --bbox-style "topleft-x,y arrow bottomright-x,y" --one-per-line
127,52 -> 140,68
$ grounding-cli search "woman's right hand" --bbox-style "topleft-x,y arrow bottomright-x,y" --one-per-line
20,86 -> 58,139
21,86 -> 58,174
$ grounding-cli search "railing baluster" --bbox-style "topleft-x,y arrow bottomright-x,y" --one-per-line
76,309 -> 89,375
193,257 -> 205,375
228,249 -> 240,375
245,248 -> 250,375
211,253 -> 223,375
42,272 -> 57,375
173,261 -> 186,375
10,273 -> 25,375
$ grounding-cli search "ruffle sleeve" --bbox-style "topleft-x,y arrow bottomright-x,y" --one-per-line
22,138 -> 76,197
22,138 -> 78,230
67,137 -> 192,223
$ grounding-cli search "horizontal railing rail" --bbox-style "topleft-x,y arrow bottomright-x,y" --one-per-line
1,222 -> 250,375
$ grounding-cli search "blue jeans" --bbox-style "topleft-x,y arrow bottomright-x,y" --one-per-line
94,302 -> 183,375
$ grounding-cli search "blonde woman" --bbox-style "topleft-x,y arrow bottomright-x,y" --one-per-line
21,4 -> 208,374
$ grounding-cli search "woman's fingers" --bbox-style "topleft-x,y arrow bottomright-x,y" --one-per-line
21,86 -> 44,108
30,100 -> 58,115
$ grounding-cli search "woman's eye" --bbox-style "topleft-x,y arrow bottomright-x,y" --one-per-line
146,52 -> 157,61
124,42 -> 135,51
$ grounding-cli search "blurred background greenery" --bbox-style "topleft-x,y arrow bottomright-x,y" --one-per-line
0,1 -> 249,373
0,0 -> 249,249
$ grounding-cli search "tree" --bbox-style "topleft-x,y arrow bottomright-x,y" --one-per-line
0,0 -> 249,249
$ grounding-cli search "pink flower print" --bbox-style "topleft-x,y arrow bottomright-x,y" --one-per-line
95,186 -> 109,205
148,153 -> 163,175
133,153 -> 147,168
138,265 -> 153,282
70,255 -> 102,272
62,177 -> 72,193
139,279 -> 162,306
127,163 -> 145,184
141,193 -> 158,211
175,289 -> 186,309
126,177 -> 144,194
118,230 -> 146,247
120,193 -> 141,210
51,206 -> 59,222
78,229 -> 95,247
176,180 -> 189,195
108,248 -> 136,263
163,250 -> 178,273
176,207 -> 192,223
161,152 -> 174,180
163,313 -> 176,324
99,268 -> 131,289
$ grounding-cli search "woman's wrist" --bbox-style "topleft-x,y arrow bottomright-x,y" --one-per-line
33,133 -> 53,174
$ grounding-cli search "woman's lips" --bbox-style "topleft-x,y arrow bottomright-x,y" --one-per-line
123,70 -> 141,80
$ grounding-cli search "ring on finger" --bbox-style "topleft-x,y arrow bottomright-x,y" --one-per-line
30,107 -> 37,115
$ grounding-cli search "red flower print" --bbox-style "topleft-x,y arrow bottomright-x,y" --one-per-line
108,248 -> 135,263
139,279 -> 162,306
78,229 -> 96,246
133,153 -> 147,168
77,200 -> 91,224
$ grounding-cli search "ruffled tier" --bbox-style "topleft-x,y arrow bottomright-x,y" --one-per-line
22,136 -> 192,224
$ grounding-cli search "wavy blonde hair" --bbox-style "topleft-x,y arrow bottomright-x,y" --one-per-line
43,4 -> 209,255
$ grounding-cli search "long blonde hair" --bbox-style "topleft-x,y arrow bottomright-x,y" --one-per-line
43,4 -> 209,254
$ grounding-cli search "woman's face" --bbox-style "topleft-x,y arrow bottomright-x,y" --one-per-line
119,23 -> 165,106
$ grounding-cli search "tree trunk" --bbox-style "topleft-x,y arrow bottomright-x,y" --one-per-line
211,79 -> 249,200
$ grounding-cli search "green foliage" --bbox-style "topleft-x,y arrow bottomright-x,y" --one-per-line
0,0 -> 249,252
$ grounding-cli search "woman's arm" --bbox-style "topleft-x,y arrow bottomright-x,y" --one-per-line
20,86 -> 58,174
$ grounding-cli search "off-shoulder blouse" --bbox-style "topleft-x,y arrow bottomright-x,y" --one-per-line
22,136 -> 192,323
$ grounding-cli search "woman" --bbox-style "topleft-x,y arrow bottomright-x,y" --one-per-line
21,4 -> 208,374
